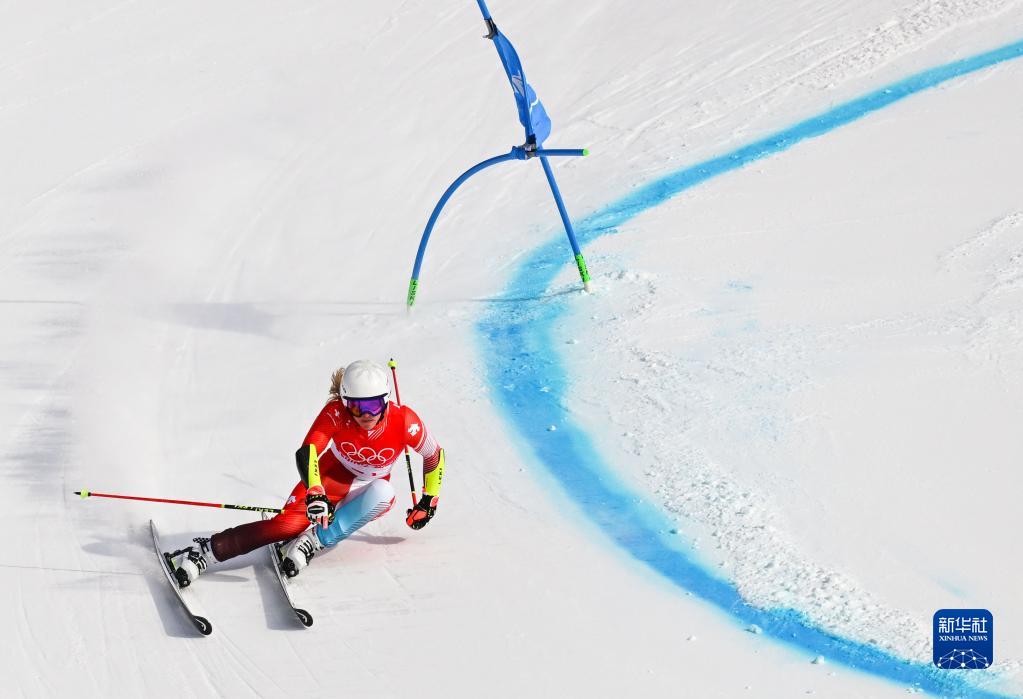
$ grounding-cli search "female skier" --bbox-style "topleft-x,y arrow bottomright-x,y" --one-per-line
166,359 -> 444,586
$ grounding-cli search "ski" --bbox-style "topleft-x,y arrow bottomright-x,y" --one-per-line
262,512 -> 314,627
149,519 -> 213,636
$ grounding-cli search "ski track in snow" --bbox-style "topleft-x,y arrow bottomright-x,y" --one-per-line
479,37 -> 1023,699
681,0 -> 1023,133
940,213 -> 1023,377
797,0 -> 1023,90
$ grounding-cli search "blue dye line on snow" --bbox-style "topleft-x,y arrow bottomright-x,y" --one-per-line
476,39 -> 1023,697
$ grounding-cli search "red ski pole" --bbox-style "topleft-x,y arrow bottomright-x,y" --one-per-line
74,490 -> 281,514
388,357 -> 418,507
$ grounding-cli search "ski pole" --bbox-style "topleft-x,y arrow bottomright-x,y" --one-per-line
387,358 -> 418,507
74,490 -> 282,514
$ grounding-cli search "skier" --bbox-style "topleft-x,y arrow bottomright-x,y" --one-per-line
166,359 -> 444,586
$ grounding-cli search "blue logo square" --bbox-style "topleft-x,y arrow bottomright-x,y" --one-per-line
933,609 -> 993,669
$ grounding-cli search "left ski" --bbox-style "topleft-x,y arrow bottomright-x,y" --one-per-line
262,512 -> 313,627
149,519 -> 213,636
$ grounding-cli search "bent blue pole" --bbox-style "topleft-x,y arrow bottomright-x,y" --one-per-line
407,151 -> 518,308
539,155 -> 590,291
407,147 -> 588,308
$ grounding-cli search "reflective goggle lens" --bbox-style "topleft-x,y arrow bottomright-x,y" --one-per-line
346,396 -> 387,417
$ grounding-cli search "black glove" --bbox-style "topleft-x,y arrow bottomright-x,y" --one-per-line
305,485 -> 333,528
406,493 -> 438,530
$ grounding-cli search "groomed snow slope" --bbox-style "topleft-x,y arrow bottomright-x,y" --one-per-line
1,1 -> 1021,697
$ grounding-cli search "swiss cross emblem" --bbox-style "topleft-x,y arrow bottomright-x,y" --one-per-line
408,423 -> 420,436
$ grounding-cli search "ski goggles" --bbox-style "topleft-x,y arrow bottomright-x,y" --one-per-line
345,395 -> 387,417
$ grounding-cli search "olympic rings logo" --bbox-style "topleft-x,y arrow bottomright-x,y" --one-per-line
337,442 -> 396,466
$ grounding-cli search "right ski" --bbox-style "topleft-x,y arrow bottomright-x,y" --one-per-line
149,519 -> 213,636
259,513 -> 310,630
262,512 -> 313,627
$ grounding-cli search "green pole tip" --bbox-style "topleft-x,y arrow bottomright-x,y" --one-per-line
582,148 -> 590,156
388,359 -> 397,368
78,490 -> 89,498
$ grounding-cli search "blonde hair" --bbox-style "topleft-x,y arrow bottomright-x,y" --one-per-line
328,366 -> 344,404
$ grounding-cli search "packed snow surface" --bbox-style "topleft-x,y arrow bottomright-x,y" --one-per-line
2,1 -> 1021,697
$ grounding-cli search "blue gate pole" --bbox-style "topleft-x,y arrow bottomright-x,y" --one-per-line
407,150 -> 519,309
539,155 -> 591,292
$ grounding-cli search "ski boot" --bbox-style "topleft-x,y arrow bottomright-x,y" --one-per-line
166,537 -> 215,588
281,528 -> 323,578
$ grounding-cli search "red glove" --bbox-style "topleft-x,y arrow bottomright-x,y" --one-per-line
406,494 -> 438,530
305,485 -> 333,528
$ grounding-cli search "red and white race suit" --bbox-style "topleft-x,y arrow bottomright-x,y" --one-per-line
302,399 -> 440,500
210,400 -> 441,561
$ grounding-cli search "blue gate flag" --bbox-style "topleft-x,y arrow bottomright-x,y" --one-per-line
406,1 -> 589,309
490,29 -> 552,145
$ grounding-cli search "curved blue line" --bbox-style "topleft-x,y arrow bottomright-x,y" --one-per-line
476,39 -> 1023,697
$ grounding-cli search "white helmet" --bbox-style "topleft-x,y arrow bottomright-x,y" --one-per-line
341,359 -> 390,399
